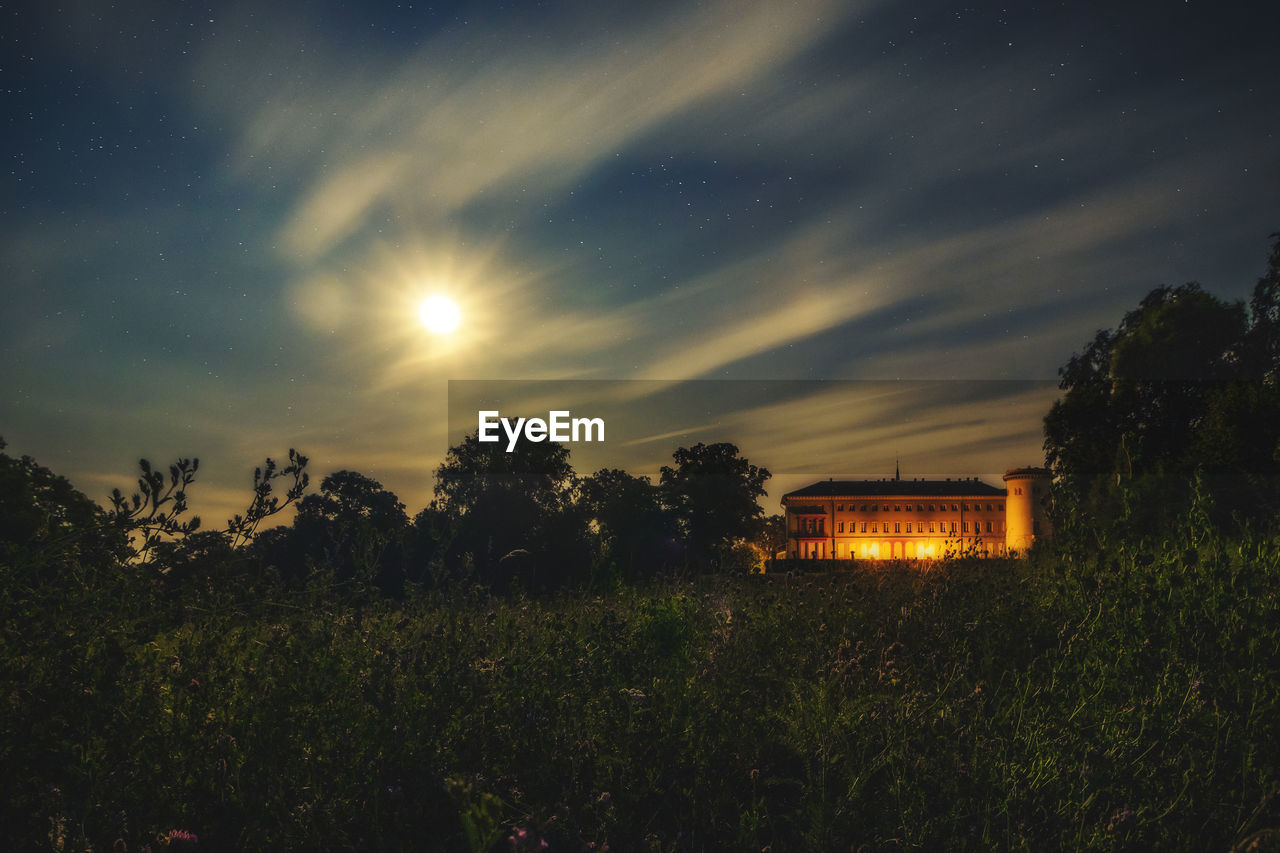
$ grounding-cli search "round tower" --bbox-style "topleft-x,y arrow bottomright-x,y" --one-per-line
1003,467 -> 1052,555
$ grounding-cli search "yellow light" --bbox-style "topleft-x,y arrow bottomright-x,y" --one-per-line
419,295 -> 461,334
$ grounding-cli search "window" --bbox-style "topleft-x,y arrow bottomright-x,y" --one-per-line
894,505 -> 900,512
929,504 -> 935,512
928,522 -> 935,533
951,521 -> 957,533
952,503 -> 959,511
837,504 -> 844,511
872,522 -> 878,533
883,505 -> 889,511
818,520 -> 824,535
998,503 -> 1004,511
917,504 -> 924,511
894,522 -> 901,533
837,521 -> 844,533
986,521 -> 994,533
963,521 -> 969,533
861,522 -> 867,533
906,522 -> 913,533
986,503 -> 993,511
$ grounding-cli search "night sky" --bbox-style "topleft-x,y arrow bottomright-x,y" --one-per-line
4,0 -> 1278,524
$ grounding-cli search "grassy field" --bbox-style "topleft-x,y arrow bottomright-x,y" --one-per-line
4,533 -> 1280,851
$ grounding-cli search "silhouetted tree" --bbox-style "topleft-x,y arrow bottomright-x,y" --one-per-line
108,457 -> 202,564
433,433 -> 589,589
579,468 -> 678,580
0,437 -> 126,580
660,442 -> 770,569
285,470 -> 410,594
755,513 -> 787,562
1044,235 -> 1280,535
404,504 -> 447,587
226,449 -> 309,548
1245,232 -> 1280,383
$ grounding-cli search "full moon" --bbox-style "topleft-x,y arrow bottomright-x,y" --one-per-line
418,295 -> 461,334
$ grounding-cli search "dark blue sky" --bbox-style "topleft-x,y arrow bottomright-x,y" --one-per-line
3,0 -> 1278,521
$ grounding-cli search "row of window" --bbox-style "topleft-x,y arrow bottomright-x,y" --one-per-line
796,518 -> 1003,535
794,540 -> 1009,559
829,502 -> 1004,513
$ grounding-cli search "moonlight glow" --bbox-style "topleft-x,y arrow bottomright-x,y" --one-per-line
419,295 -> 461,335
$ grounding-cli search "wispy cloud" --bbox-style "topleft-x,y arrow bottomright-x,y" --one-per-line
194,0 -> 863,262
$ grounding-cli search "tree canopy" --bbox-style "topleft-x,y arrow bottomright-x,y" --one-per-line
659,441 -> 771,567
1044,234 -> 1280,534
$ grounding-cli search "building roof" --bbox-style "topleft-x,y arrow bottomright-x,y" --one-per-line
783,478 -> 1006,501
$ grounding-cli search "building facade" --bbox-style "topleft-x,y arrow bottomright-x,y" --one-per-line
781,468 -> 1051,560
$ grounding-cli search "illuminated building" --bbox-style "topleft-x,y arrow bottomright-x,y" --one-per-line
781,467 -> 1051,560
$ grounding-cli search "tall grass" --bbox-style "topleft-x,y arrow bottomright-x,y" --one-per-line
4,536 -> 1279,850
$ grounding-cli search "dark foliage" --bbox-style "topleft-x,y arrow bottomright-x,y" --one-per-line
432,432 -> 591,589
659,441 -> 771,570
577,468 -> 679,581
1044,234 -> 1280,537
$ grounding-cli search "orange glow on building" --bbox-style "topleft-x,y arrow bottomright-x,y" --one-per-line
781,467 -> 1051,561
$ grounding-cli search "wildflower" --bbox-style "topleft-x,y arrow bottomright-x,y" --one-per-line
1107,806 -> 1135,831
